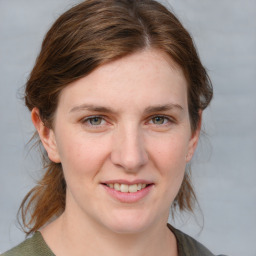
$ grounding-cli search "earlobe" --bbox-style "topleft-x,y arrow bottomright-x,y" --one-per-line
31,108 -> 61,163
186,112 -> 202,162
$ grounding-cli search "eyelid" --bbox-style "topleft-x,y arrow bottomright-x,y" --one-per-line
81,115 -> 108,126
146,114 -> 176,125
80,114 -> 176,128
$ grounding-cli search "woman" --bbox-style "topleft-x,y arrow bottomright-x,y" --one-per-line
2,0 -> 225,255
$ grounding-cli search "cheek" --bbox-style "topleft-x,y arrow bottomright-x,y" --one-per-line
149,134 -> 189,195
147,135 -> 189,211
56,133 -> 111,178
149,134 -> 189,173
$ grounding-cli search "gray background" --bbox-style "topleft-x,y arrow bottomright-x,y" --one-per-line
0,0 -> 255,255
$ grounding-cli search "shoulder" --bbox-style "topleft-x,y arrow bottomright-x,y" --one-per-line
168,224 -> 226,256
1,232 -> 54,256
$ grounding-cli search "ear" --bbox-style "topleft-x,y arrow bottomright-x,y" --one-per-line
31,108 -> 61,163
186,111 -> 202,162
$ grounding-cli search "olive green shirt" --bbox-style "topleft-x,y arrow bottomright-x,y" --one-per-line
1,224 -> 226,256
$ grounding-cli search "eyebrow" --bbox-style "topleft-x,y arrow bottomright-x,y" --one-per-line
143,103 -> 184,114
69,103 -> 184,114
69,104 -> 117,114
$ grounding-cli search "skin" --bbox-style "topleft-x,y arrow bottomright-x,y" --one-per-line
32,48 -> 201,256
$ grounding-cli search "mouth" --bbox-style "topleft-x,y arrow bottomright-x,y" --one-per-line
102,183 -> 152,193
101,180 -> 154,203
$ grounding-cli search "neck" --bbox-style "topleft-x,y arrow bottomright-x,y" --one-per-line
41,211 -> 178,256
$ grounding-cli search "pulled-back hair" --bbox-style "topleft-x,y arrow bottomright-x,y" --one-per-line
20,0 -> 212,235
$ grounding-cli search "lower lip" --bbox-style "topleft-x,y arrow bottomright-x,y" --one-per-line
102,184 -> 153,203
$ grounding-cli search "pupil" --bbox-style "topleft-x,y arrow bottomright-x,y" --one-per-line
154,116 -> 164,124
90,117 -> 101,125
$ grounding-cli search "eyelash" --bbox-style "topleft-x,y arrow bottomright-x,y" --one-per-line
147,115 -> 174,126
81,115 -> 175,128
81,116 -> 107,127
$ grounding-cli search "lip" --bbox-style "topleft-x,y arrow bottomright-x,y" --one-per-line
102,179 -> 153,185
101,180 -> 154,203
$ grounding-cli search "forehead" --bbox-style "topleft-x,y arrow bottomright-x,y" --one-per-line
57,49 -> 188,113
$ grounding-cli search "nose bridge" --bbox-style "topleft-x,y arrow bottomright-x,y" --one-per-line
111,122 -> 148,171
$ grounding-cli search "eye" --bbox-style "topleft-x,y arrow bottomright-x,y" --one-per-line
152,116 -> 166,125
149,115 -> 171,125
82,116 -> 106,126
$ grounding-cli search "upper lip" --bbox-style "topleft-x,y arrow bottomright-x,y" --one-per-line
101,179 -> 154,185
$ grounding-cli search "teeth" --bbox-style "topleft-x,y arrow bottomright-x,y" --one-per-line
114,183 -> 120,191
106,183 -> 148,193
128,184 -> 137,193
120,184 -> 129,192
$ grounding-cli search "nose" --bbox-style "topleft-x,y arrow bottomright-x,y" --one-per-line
110,125 -> 148,172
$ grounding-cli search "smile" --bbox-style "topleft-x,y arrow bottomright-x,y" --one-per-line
106,183 -> 147,193
102,181 -> 154,203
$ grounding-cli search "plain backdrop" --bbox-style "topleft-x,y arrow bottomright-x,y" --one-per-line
0,0 -> 255,255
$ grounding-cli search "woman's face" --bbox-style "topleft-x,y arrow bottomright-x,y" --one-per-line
41,49 -> 200,234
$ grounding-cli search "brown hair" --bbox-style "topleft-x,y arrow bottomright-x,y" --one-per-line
20,0 -> 213,235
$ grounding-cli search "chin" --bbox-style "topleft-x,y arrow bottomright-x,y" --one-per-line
108,222 -> 150,234
103,209 -> 156,234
